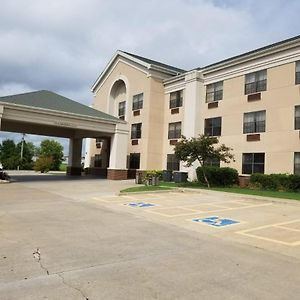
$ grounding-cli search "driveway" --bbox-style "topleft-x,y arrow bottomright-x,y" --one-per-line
0,177 -> 300,299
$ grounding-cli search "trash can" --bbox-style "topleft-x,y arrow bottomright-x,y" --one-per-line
163,170 -> 173,182
173,171 -> 188,183
135,171 -> 145,184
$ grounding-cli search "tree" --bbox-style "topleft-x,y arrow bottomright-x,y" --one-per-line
174,135 -> 234,188
34,156 -> 53,173
0,139 -> 34,170
37,140 -> 64,171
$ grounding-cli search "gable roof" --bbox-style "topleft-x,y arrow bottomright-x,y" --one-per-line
91,50 -> 186,92
121,51 -> 186,74
0,90 -> 122,123
202,34 -> 300,71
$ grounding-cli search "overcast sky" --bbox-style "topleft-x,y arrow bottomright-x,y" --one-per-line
0,0 -> 298,153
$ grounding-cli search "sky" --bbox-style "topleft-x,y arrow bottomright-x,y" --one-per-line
0,0 -> 299,153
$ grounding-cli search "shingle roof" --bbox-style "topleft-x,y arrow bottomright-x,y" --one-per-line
121,51 -> 186,74
0,90 -> 121,122
203,34 -> 300,70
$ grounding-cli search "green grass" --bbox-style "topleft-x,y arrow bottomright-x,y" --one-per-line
59,164 -> 67,172
121,180 -> 300,201
206,186 -> 300,201
120,185 -> 174,193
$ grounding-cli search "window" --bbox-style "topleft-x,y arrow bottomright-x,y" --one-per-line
242,153 -> 265,174
295,106 -> 300,130
131,123 -> 142,139
170,90 -> 183,108
167,154 -> 180,171
294,153 -> 300,175
118,101 -> 126,118
129,153 -> 140,169
296,61 -> 300,84
243,110 -> 266,133
245,70 -> 267,94
204,117 -> 222,136
204,158 -> 220,168
132,93 -> 143,110
94,154 -> 102,167
206,81 -> 223,102
168,122 -> 181,139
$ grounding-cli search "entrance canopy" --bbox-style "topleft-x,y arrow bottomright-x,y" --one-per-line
0,90 -> 129,176
0,90 -> 125,138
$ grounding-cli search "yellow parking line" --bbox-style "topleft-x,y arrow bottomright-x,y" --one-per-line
237,232 -> 297,246
237,219 -> 300,247
275,225 -> 300,233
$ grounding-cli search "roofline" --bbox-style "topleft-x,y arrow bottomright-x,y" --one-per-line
0,101 -> 126,125
202,35 -> 300,72
91,50 -> 184,92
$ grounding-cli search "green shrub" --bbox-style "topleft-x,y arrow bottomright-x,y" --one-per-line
250,173 -> 300,192
34,156 -> 53,173
196,166 -> 239,187
145,170 -> 163,180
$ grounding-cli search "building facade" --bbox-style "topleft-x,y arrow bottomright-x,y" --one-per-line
86,35 -> 300,179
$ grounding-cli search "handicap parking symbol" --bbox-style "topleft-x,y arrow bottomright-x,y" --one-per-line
126,202 -> 155,208
192,216 -> 239,227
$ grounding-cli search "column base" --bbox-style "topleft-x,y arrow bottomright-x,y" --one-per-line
66,166 -> 82,176
107,169 -> 128,180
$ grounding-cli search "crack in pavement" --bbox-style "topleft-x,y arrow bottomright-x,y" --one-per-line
57,273 -> 89,300
32,248 -> 49,275
32,248 -> 88,299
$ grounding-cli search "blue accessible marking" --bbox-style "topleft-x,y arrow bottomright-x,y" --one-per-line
126,202 -> 155,208
192,216 -> 239,227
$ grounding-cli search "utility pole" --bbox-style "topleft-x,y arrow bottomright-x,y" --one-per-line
17,133 -> 25,171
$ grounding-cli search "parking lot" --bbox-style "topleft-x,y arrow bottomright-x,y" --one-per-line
1,176 -> 300,299
93,189 -> 300,259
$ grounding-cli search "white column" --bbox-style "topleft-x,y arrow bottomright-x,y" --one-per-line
182,71 -> 203,180
84,138 -> 91,168
109,123 -> 129,169
68,138 -> 82,175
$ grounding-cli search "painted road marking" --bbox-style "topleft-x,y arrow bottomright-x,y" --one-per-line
193,216 -> 240,227
125,202 -> 156,208
237,219 -> 300,246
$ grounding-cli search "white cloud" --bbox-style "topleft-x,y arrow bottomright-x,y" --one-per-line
0,0 -> 298,150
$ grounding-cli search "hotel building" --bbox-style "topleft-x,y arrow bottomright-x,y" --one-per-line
86,35 -> 300,180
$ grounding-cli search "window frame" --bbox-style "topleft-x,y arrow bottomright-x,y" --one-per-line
118,101 -> 126,118
204,117 -> 222,136
295,106 -> 300,130
242,153 -> 265,174
129,153 -> 140,169
132,93 -> 143,111
131,123 -> 142,139
243,110 -> 266,134
168,122 -> 182,139
245,70 -> 267,95
294,152 -> 300,175
296,61 -> 300,85
169,90 -> 183,109
204,158 -> 220,168
166,154 -> 180,171
206,81 -> 223,103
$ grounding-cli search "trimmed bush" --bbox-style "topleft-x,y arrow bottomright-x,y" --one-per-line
250,173 -> 300,192
196,166 -> 239,187
34,156 -> 53,173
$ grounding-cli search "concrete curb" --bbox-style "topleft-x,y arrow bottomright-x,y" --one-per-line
118,187 -> 179,196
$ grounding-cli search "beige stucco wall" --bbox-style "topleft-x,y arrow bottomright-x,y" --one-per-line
90,59 -> 166,170
201,62 -> 300,174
